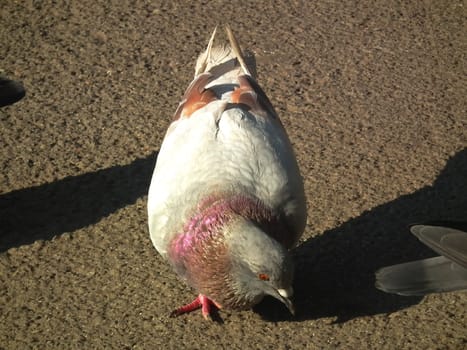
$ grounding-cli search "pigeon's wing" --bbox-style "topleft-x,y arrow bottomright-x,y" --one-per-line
375,224 -> 467,295
148,27 -> 306,257
375,256 -> 467,296
410,225 -> 467,269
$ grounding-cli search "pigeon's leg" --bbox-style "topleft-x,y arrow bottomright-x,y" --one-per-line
170,294 -> 221,320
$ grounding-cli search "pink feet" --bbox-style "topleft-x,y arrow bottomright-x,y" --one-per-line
170,294 -> 221,320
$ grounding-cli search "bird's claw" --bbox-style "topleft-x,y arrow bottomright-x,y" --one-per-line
170,294 -> 221,320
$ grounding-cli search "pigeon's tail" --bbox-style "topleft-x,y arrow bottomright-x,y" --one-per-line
375,256 -> 467,296
194,26 -> 257,78
194,26 -> 218,76
225,25 -> 252,76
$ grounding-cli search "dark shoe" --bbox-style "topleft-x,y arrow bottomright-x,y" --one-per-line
0,76 -> 26,107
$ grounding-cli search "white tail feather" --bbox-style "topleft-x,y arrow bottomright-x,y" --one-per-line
225,26 -> 252,76
195,26 -> 256,78
195,27 -> 218,76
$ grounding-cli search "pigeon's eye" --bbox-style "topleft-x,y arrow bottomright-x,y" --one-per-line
258,273 -> 270,281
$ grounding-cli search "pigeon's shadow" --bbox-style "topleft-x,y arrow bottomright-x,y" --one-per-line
255,148 -> 467,322
0,152 -> 158,252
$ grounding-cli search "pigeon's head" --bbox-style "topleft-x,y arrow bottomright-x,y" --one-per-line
224,218 -> 295,314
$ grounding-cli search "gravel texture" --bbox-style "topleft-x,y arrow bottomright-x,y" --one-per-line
1,1 -> 466,349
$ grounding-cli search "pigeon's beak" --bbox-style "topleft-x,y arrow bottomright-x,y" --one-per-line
271,287 -> 295,315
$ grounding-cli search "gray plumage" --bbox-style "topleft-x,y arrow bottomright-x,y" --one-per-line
147,27 -> 306,319
375,223 -> 467,296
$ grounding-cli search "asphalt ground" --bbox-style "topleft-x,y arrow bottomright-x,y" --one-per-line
1,1 -> 466,349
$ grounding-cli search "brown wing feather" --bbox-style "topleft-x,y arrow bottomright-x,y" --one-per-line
173,73 -> 218,121
231,75 -> 280,123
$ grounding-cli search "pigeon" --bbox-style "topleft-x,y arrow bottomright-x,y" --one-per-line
375,222 -> 467,296
147,27 -> 307,319
0,76 -> 25,107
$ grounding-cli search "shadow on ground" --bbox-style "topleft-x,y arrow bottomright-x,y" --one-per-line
2,147 -> 466,322
255,148 -> 467,322
0,152 -> 158,252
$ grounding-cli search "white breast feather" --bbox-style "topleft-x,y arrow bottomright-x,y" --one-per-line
147,105 -> 305,256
